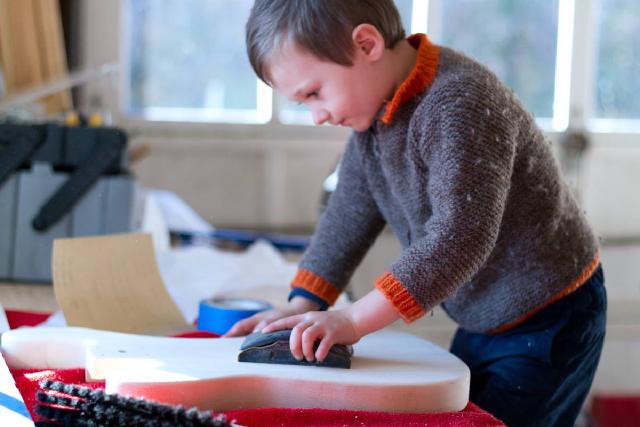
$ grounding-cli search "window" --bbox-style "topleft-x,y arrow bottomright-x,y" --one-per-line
122,0 -> 640,133
435,0 -> 559,119
124,0 -> 425,126
126,0 -> 268,123
594,0 -> 640,120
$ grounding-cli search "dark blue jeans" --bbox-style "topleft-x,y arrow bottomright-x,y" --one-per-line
450,266 -> 606,427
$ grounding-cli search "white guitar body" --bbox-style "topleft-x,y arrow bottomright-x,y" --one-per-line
2,327 -> 469,413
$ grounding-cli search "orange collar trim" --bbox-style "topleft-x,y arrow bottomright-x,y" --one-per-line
381,34 -> 440,125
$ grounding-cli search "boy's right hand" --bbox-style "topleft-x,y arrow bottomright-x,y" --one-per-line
223,296 -> 320,337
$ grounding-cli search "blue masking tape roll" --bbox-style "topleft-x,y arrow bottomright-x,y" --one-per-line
197,297 -> 272,335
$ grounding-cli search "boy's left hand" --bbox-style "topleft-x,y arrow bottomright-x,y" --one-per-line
261,310 -> 360,363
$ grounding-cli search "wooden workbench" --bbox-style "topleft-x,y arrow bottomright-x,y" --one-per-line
0,282 -> 58,312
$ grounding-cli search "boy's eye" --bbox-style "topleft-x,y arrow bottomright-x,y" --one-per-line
296,90 -> 319,106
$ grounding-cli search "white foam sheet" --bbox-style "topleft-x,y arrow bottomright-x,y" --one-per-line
0,305 -> 9,334
157,240 -> 299,323
0,353 -> 34,426
1,326 -> 470,413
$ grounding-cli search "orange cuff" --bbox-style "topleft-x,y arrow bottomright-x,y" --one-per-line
290,269 -> 341,306
375,272 -> 425,322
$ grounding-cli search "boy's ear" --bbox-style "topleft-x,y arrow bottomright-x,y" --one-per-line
352,24 -> 385,61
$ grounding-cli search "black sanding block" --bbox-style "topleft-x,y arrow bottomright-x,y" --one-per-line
238,329 -> 353,369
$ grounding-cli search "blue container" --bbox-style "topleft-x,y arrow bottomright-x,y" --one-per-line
197,298 -> 272,335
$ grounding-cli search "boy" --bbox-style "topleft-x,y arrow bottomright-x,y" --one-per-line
227,1 -> 606,425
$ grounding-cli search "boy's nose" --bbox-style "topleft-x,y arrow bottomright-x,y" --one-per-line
312,109 -> 330,125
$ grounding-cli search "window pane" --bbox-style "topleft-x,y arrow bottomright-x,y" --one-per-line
438,0 -> 559,118
394,0 -> 413,32
594,0 -> 640,119
127,0 -> 264,122
281,0 -> 414,125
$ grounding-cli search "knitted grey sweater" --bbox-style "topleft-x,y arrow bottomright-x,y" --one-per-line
289,34 -> 600,334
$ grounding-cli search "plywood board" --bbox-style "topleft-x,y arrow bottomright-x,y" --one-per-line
0,0 -> 44,90
33,0 -> 71,112
0,0 -> 70,113
52,234 -> 188,335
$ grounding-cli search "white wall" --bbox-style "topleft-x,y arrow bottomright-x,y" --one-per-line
125,133 -> 640,234
582,139 -> 640,238
130,136 -> 346,229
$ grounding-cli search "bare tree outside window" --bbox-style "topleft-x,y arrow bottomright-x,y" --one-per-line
125,0 -> 638,129
438,0 -> 559,119
594,0 -> 640,119
127,0 -> 259,122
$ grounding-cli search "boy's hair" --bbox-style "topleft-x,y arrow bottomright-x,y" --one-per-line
246,0 -> 406,84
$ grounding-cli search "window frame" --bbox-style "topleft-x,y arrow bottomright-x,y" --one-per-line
79,0 -> 640,141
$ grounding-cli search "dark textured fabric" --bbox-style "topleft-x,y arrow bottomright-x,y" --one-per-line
450,265 -> 606,427
298,45 -> 599,332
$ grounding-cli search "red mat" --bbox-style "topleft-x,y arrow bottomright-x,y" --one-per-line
5,309 -> 505,426
591,394 -> 640,427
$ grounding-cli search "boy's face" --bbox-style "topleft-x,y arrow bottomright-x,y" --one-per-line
268,41 -> 388,132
